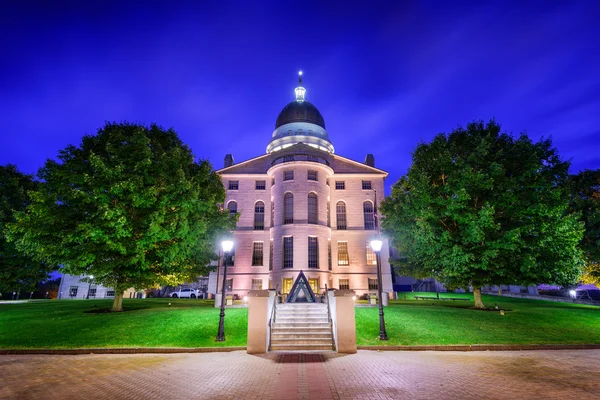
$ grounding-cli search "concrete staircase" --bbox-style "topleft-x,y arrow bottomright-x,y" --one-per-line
270,303 -> 334,351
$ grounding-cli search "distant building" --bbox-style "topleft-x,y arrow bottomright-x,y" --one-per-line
208,73 -> 393,298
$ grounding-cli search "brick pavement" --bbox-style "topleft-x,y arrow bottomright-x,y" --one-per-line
1,350 -> 599,400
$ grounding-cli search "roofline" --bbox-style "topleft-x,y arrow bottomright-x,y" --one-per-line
331,153 -> 389,176
216,153 -> 270,174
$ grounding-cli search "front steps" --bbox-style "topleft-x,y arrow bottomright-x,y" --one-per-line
270,303 -> 335,351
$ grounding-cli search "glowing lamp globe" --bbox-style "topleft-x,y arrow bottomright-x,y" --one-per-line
370,239 -> 383,252
222,240 -> 234,253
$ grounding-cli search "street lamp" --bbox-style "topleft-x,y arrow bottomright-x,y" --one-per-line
216,239 -> 234,342
370,239 -> 388,341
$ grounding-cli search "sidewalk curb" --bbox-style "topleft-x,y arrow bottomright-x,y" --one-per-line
357,344 -> 600,351
0,347 -> 246,355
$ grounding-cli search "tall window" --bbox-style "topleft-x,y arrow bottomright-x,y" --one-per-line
308,193 -> 318,224
252,242 -> 264,266
69,286 -> 78,297
255,180 -> 266,190
271,201 -> 274,227
308,237 -> 319,269
224,249 -> 235,266
339,279 -> 349,290
362,181 -> 372,190
363,201 -> 375,230
336,201 -> 347,230
283,237 -> 293,268
328,241 -> 332,271
225,279 -> 233,291
368,278 -> 378,291
228,180 -> 239,190
254,201 -> 265,230
366,242 -> 377,265
335,181 -> 345,190
283,171 -> 294,181
307,170 -> 318,181
337,241 -> 349,266
269,240 -> 273,271
227,201 -> 237,217
251,279 -> 263,290
284,193 -> 294,224
327,201 -> 330,227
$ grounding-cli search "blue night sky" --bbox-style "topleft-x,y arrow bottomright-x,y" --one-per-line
1,1 -> 599,194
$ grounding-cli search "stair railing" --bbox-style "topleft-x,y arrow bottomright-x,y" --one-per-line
268,285 -> 278,351
325,284 -> 332,323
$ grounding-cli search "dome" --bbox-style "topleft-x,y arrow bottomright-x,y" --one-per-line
275,100 -> 326,129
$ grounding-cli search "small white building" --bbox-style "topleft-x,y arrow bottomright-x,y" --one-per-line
208,73 -> 394,298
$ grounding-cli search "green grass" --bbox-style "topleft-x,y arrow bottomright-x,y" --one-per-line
356,292 -> 600,346
0,299 -> 247,349
0,294 -> 598,349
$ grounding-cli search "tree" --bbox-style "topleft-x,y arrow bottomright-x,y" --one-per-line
380,120 -> 584,308
0,165 -> 56,294
568,169 -> 600,286
7,123 -> 232,311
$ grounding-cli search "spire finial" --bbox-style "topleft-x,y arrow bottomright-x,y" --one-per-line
295,70 -> 306,102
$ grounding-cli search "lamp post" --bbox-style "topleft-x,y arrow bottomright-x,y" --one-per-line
216,239 -> 234,342
86,275 -> 94,299
370,239 -> 388,341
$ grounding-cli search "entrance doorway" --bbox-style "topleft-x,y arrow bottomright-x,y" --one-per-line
308,278 -> 319,293
282,278 -> 293,294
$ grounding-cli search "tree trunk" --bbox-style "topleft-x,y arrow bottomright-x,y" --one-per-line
497,286 -> 502,296
111,291 -> 124,312
473,287 -> 485,309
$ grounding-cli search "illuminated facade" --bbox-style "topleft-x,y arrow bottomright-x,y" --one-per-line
208,73 -> 393,297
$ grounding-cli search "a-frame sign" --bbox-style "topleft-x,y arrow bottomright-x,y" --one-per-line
285,270 -> 317,303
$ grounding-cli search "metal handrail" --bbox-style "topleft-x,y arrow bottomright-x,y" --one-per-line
269,285 -> 279,327
325,284 -> 331,323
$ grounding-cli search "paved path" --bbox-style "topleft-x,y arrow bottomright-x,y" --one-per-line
1,350 -> 599,399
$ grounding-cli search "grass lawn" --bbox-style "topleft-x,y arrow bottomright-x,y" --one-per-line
0,293 -> 598,349
0,299 -> 247,349
356,292 -> 600,346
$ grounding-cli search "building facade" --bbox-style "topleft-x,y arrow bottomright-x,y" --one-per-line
208,73 -> 393,298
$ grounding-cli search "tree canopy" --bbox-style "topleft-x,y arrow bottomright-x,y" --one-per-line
380,120 -> 584,308
568,169 -> 600,286
7,123 -> 232,310
0,164 -> 56,294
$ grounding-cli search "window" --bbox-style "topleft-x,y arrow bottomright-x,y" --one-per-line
337,242 -> 349,266
366,242 -> 377,265
269,240 -> 273,271
225,279 -> 233,292
254,201 -> 265,230
327,201 -> 330,227
335,181 -> 345,190
308,237 -> 319,269
283,171 -> 294,181
283,237 -> 293,268
272,177 -> 275,186
255,180 -> 266,190
328,241 -> 332,271
228,180 -> 239,190
69,286 -> 78,297
368,278 -> 378,291
271,201 -> 274,228
284,193 -> 294,224
307,170 -> 318,181
363,201 -> 375,230
308,193 -> 318,224
88,287 -> 97,298
362,181 -> 372,190
339,279 -> 350,290
336,201 -> 347,230
251,279 -> 263,290
227,201 -> 237,217
106,290 -> 115,297
252,242 -> 264,266
224,249 -> 235,266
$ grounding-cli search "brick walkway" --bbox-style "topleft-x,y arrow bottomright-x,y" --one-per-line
1,350 -> 598,399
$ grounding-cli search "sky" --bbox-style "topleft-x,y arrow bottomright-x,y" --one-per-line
1,0 -> 599,195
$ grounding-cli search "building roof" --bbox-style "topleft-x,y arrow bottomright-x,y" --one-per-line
275,100 -> 325,129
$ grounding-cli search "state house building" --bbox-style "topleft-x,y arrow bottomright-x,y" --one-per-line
207,73 -> 393,297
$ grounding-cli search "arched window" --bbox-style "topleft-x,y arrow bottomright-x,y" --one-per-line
284,193 -> 294,224
254,201 -> 265,230
363,201 -> 375,230
336,201 -> 347,230
227,201 -> 237,217
308,193 -> 318,224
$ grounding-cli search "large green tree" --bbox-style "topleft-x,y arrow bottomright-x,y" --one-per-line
380,121 -> 584,308
568,169 -> 600,286
8,123 -> 232,311
0,165 -> 56,294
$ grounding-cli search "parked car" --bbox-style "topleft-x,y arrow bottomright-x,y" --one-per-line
171,288 -> 201,298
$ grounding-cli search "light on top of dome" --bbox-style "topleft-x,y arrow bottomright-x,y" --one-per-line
295,71 -> 306,102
